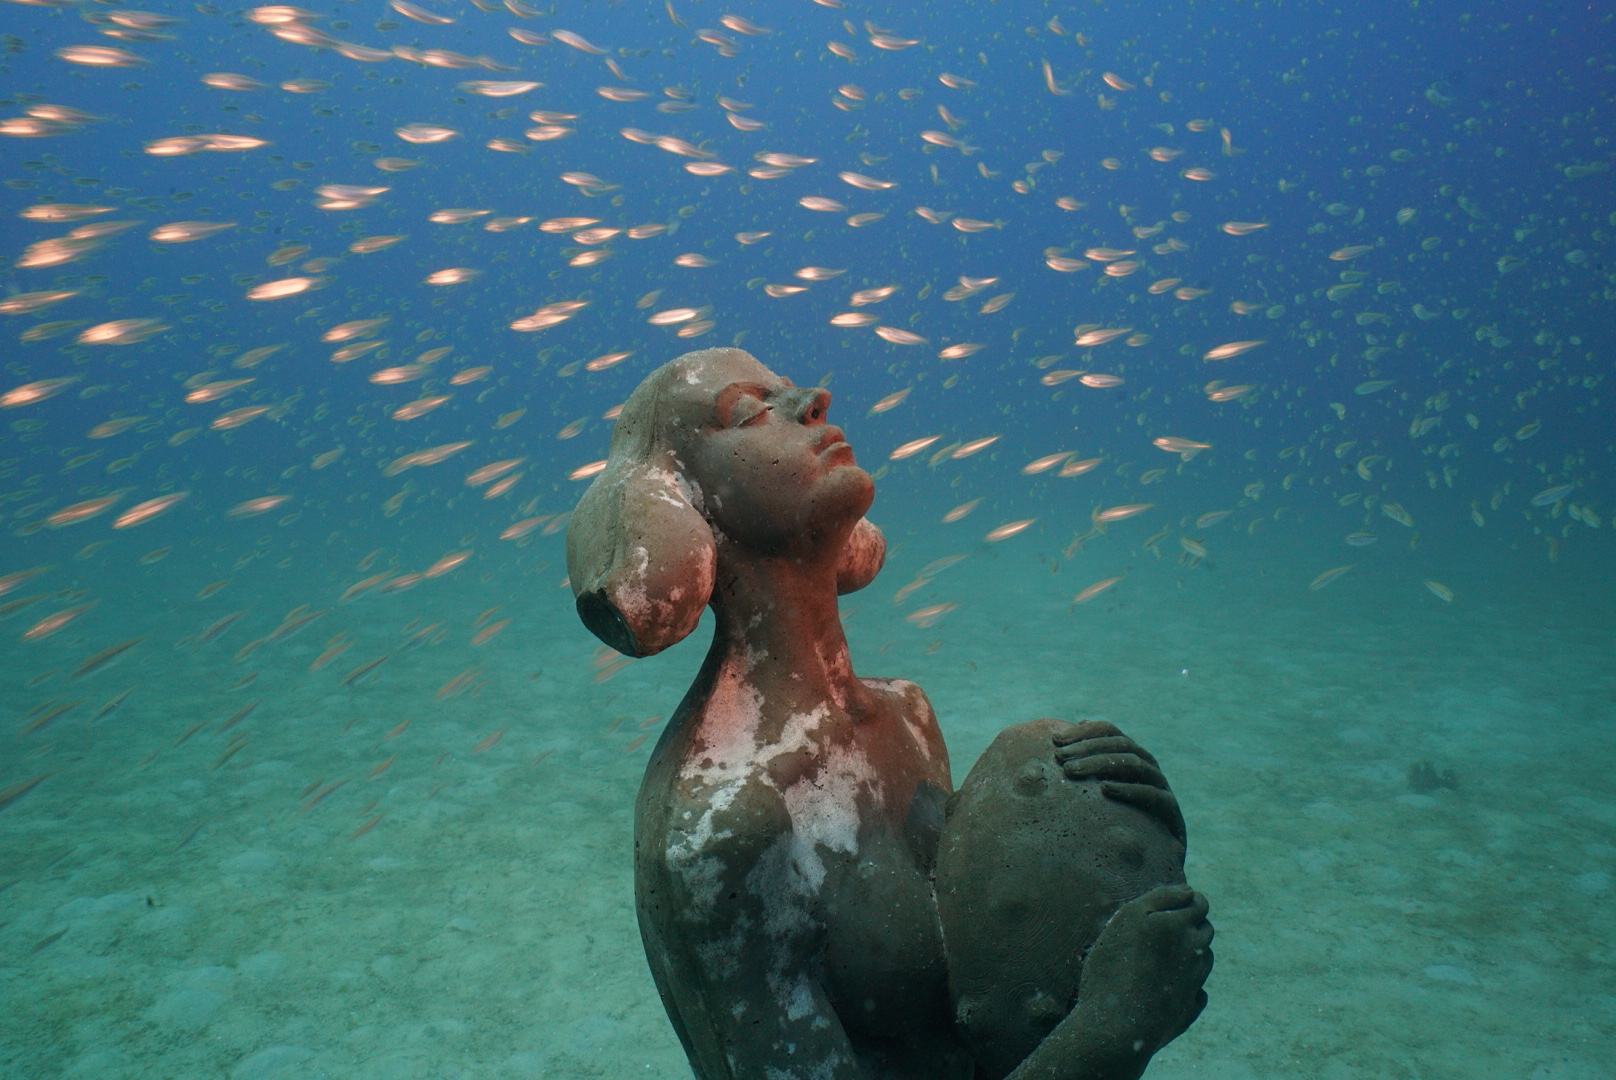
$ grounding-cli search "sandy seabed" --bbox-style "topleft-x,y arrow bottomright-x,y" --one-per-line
2,526 -> 1613,1080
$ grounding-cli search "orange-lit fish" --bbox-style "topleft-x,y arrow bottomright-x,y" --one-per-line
212,405 -> 271,429
1059,458 -> 1104,478
24,602 -> 96,641
425,551 -> 472,578
466,459 -> 525,486
2,377 -> 82,408
218,700 -> 259,732
894,577 -> 931,603
1023,452 -> 1073,475
0,567 -> 52,597
1093,503 -> 1154,525
436,669 -> 478,699
1423,581 -> 1454,603
891,437 -> 940,460
47,490 -> 130,528
1071,577 -> 1123,607
393,396 -> 452,421
194,609 -> 247,646
91,686 -> 136,721
71,637 -> 143,678
269,607 -> 325,641
1153,436 -> 1212,459
1381,503 -> 1414,528
113,492 -> 188,529
953,436 -> 999,458
351,814 -> 385,839
984,520 -> 1035,543
1203,340 -> 1266,361
906,603 -> 956,628
500,517 -> 550,541
1308,566 -> 1354,591
383,441 -> 473,477
868,389 -> 911,415
342,654 -> 391,686
472,619 -> 511,645
22,696 -> 78,735
226,495 -> 290,518
310,640 -> 352,671
831,312 -> 879,328
0,772 -> 56,812
378,573 -> 422,594
0,594 -> 47,621
186,378 -> 254,404
87,416 -> 147,439
302,780 -> 346,811
879,326 -> 930,344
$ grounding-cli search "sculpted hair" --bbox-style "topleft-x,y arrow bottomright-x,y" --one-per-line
566,355 -> 716,658
566,348 -> 884,657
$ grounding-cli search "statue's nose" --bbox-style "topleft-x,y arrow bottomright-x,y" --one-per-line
781,387 -> 831,425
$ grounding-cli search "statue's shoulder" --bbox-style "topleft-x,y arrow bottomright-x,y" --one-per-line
860,677 -> 947,764
861,676 -> 938,723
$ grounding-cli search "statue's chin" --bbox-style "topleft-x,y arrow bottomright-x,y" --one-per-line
815,461 -> 875,522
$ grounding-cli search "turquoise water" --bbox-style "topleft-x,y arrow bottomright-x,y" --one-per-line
2,0 -> 1613,1077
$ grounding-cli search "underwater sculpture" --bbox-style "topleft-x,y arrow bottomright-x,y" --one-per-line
567,348 -> 1212,1080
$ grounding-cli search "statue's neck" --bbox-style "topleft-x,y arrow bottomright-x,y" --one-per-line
696,550 -> 869,729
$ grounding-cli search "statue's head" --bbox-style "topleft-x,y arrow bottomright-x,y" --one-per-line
566,348 -> 886,657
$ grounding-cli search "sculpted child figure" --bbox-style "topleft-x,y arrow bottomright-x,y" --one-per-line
567,348 -> 1213,1080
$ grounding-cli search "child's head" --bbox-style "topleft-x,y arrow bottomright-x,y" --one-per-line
936,718 -> 1187,1080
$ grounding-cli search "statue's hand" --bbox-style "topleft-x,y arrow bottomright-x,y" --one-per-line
1052,721 -> 1186,844
1075,884 -> 1214,1060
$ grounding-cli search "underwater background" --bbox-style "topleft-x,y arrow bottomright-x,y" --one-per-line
2,0 -> 1613,1076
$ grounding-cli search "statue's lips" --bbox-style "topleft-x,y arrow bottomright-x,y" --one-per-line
819,438 -> 854,463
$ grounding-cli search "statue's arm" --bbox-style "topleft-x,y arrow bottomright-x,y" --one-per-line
1002,1014 -> 1145,1080
655,805 -> 869,1080
693,963 -> 868,1080
1004,885 -> 1214,1080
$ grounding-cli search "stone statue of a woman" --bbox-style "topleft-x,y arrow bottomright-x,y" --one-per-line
567,348 -> 1212,1080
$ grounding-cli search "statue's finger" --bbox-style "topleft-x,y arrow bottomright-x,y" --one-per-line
1131,883 -> 1196,913
1053,734 -> 1161,768
1098,780 -> 1188,844
1063,753 -> 1170,789
1051,719 -> 1122,744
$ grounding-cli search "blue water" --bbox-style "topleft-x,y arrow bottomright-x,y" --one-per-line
2,0 -> 1613,1077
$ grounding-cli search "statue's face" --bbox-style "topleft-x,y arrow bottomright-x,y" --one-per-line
672,350 -> 874,555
